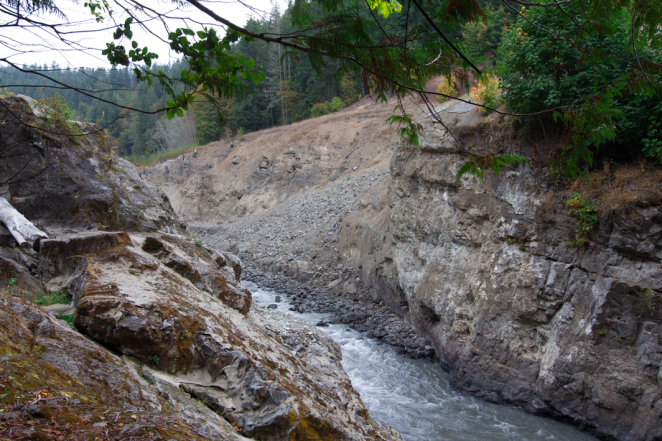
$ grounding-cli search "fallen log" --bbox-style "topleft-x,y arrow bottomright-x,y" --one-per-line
0,197 -> 48,248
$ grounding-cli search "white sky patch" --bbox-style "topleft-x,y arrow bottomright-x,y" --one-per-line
2,0 -> 288,69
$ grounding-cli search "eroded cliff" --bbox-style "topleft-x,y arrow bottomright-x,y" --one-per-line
340,100 -> 662,440
145,99 -> 403,223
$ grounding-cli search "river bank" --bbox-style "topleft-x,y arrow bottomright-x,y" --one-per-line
247,281 -> 598,441
189,166 -> 433,358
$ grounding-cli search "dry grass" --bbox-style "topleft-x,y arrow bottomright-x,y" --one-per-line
569,161 -> 662,216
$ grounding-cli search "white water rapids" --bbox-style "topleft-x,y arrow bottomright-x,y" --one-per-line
245,281 -> 597,441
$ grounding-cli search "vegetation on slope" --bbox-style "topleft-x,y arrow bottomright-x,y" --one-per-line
1,0 -> 661,180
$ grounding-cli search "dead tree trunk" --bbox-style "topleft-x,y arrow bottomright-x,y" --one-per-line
0,198 -> 47,248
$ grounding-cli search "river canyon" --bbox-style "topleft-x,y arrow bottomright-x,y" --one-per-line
1,93 -> 661,440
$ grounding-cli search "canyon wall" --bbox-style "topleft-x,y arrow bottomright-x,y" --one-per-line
340,102 -> 662,440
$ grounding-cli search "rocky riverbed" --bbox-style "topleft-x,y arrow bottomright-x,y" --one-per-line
190,166 -> 436,360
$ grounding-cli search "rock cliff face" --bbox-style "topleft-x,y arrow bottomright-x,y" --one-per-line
340,101 -> 662,440
0,95 -> 183,235
0,96 -> 399,441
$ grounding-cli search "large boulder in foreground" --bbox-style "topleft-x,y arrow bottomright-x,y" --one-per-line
37,231 -> 389,441
0,295 -> 250,440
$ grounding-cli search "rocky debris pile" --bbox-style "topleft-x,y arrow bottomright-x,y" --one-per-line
0,95 -> 183,236
191,167 -> 436,359
341,99 -> 662,441
247,274 -> 436,360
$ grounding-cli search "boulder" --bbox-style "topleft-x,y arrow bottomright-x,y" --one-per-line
141,234 -> 251,314
35,231 -> 383,440
0,95 -> 182,234
0,295 -> 248,440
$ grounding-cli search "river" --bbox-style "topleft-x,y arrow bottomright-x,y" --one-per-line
245,281 -> 597,441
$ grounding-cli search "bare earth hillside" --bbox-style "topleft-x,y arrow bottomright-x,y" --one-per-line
146,97 -> 426,223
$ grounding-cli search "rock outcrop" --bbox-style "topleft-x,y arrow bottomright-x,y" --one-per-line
0,95 -> 399,441
0,295 -> 248,440
38,231 -> 379,440
0,95 -> 183,235
340,101 -> 662,440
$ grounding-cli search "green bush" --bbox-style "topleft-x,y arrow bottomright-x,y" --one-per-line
643,113 -> 662,164
566,193 -> 598,246
497,3 -> 662,177
57,312 -> 75,325
310,97 -> 346,117
35,94 -> 80,138
461,5 -> 513,59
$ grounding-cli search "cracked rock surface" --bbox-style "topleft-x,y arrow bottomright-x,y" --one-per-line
340,101 -> 662,441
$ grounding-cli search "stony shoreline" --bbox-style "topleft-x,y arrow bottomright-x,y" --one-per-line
189,166 -> 437,360
243,268 -> 437,360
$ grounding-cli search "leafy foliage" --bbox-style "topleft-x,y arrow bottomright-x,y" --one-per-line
566,192 -> 598,246
497,1 -> 662,178
35,292 -> 72,306
310,97 -> 346,117
386,104 -> 424,146
461,5 -> 513,59
56,312 -> 75,325
642,111 -> 662,164
469,74 -> 501,113
436,75 -> 458,102
456,153 -> 528,180
35,94 -> 80,137
3,0 -> 63,17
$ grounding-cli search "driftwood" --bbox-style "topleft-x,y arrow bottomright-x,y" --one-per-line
0,197 -> 47,248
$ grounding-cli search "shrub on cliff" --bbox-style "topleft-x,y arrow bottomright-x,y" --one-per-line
497,2 -> 662,178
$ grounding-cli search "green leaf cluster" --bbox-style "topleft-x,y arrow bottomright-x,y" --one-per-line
386,104 -> 424,146
497,0 -> 662,178
455,153 -> 528,181
310,97 -> 346,117
566,192 -> 598,246
34,291 -> 72,306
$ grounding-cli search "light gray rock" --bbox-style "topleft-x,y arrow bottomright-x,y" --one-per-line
37,231 -> 385,441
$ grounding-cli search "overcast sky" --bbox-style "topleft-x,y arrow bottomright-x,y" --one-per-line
4,0 -> 288,69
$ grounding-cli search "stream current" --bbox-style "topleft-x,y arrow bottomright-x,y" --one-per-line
245,281 -> 597,441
